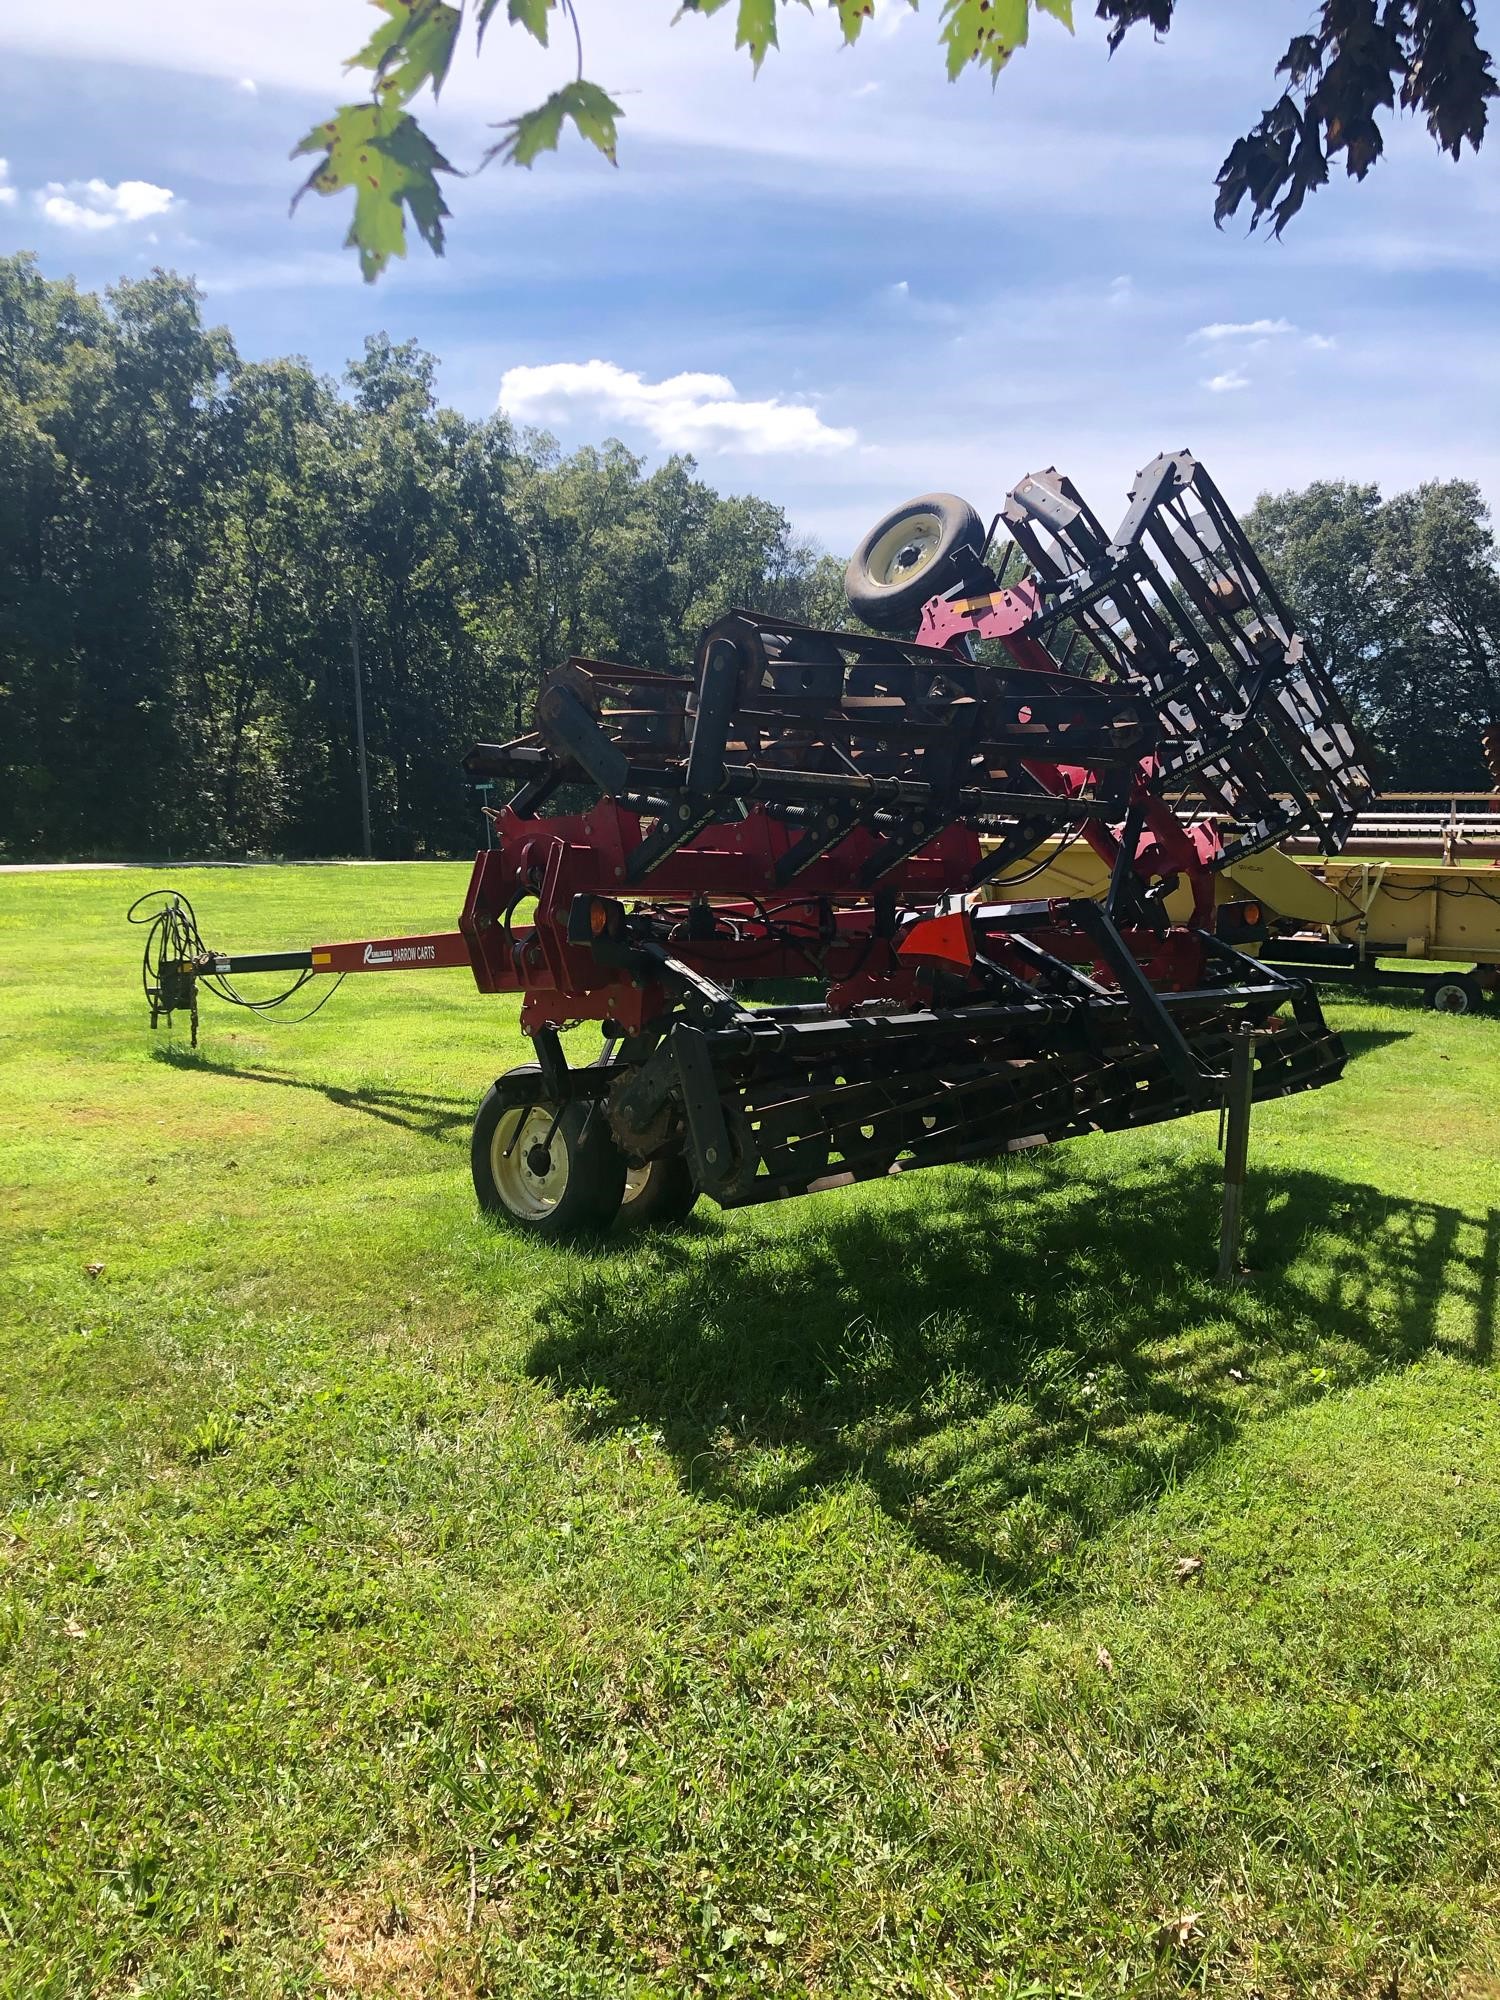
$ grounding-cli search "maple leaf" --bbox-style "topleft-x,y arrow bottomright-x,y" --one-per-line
1155,1908 -> 1203,1954
673,1 -> 736,28
737,0 -> 779,70
482,0 -> 554,44
347,0 -> 462,105
486,80 -> 623,167
291,101 -> 456,282
1097,0 -> 1171,54
830,0 -> 875,42
939,0 -> 1029,83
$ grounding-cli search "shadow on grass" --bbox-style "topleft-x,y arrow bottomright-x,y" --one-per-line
1337,1026 -> 1414,1062
527,1151 -> 1494,1591
153,1046 -> 472,1142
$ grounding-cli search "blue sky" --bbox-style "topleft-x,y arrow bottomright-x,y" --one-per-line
1,0 -> 1497,554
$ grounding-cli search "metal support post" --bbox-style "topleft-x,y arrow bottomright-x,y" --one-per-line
1216,1028 -> 1256,1286
474,780 -> 495,847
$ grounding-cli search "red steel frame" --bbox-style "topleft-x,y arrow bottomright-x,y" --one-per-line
440,584 -> 1218,1031
294,580 -> 1224,1034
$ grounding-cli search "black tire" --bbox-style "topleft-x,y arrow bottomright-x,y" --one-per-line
1427,972 -> 1484,1015
844,492 -> 988,632
617,1152 -> 700,1231
472,1076 -> 626,1238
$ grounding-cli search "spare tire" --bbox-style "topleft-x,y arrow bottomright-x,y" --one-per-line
844,492 -> 987,632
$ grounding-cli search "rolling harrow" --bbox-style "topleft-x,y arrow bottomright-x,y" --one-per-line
135,451 -> 1372,1237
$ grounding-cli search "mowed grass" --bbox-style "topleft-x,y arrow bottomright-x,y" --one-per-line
1,864 -> 1497,1999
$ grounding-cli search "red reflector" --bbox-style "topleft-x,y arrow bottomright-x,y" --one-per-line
896,910 -> 976,971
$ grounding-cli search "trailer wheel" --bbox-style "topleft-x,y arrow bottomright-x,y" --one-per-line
618,1153 -> 700,1230
844,492 -> 987,632
472,1084 -> 626,1238
1427,972 -> 1485,1015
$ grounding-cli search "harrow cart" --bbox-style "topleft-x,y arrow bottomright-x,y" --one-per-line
137,452 -> 1371,1238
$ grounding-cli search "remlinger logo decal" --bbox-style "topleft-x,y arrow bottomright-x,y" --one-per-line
362,942 -> 436,966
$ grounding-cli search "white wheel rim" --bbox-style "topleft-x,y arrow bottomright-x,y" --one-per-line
491,1106 -> 569,1220
865,511 -> 944,590
1434,983 -> 1468,1013
622,1161 -> 652,1208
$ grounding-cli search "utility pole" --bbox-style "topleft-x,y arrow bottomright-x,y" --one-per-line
350,605 -> 373,861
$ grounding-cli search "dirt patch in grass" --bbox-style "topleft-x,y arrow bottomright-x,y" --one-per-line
315,1862 -> 475,1998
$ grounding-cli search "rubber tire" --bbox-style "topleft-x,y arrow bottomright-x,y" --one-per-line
617,1153 -> 700,1231
471,1080 -> 626,1239
844,492 -> 987,633
1427,972 -> 1484,1015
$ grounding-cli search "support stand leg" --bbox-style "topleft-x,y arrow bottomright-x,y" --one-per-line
1217,1030 -> 1255,1288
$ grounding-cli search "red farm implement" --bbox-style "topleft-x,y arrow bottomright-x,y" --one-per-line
134,451 -> 1372,1238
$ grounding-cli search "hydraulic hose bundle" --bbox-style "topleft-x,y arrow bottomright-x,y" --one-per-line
129,890 -> 344,1046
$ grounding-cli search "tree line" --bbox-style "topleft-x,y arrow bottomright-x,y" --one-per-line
0,253 -> 1495,860
0,255 -> 842,860
1246,476 -> 1500,791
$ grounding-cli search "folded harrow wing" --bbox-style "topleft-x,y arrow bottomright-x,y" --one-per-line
137,451 -> 1372,1238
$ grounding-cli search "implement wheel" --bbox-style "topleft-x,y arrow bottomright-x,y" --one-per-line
472,1078 -> 626,1239
1427,972 -> 1484,1015
844,492 -> 987,632
618,1153 -> 700,1231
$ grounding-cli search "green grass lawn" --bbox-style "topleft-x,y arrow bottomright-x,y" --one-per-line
2,865 -> 1497,1999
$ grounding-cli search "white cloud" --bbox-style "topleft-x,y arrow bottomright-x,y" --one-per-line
881,277 -> 961,325
853,80 -> 881,98
0,0 -> 1491,537
1306,332 -> 1338,351
37,178 -> 176,232
1107,273 -> 1133,307
1204,370 -> 1250,394
0,160 -> 15,209
236,76 -> 257,95
1192,318 -> 1296,342
498,359 -> 857,456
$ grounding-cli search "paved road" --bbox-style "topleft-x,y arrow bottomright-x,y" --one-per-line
0,859 -> 422,874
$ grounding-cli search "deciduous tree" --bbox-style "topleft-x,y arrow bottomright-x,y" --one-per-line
287,0 -> 1496,278
0,258 -> 842,858
1246,473 -> 1500,787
